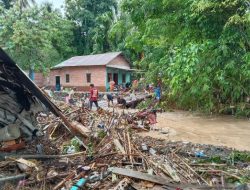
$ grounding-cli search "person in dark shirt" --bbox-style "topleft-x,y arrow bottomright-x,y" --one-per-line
89,84 -> 99,110
106,93 -> 114,107
117,96 -> 126,108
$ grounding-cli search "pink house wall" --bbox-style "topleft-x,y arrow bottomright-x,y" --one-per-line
34,72 -> 48,87
108,55 -> 130,68
49,66 -> 106,91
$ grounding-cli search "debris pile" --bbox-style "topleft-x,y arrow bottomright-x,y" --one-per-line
1,102 -> 249,190
49,90 -> 153,110
0,49 -> 249,190
0,51 -> 47,153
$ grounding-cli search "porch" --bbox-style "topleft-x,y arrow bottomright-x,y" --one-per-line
106,67 -> 131,91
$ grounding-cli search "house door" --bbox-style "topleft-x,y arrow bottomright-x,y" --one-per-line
55,76 -> 61,91
113,73 -> 118,85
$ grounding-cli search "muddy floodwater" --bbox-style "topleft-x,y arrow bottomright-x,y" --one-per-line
140,111 -> 250,151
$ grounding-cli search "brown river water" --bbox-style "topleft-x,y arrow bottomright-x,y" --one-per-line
139,111 -> 250,151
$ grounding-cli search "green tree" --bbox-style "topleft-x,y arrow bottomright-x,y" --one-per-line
65,0 -> 117,54
117,0 -> 250,114
0,0 -> 35,10
0,4 -> 76,74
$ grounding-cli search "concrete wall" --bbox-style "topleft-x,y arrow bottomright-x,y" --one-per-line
49,66 -> 106,91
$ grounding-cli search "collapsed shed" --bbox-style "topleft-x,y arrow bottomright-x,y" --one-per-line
0,48 -> 62,147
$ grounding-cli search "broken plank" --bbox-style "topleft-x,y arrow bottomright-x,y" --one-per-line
149,159 -> 180,182
113,139 -> 126,154
162,162 -> 181,182
4,152 -> 85,160
109,167 -> 170,185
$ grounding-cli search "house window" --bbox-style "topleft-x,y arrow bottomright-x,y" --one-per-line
66,74 -> 70,83
122,73 -> 126,83
86,73 -> 91,83
108,73 -> 112,82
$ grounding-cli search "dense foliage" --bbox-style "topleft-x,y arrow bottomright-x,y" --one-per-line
0,3 -> 76,72
65,0 -> 117,54
0,0 -> 249,114
0,0 -> 35,10
117,0 -> 250,114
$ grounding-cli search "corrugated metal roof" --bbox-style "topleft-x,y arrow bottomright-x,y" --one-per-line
53,52 -> 122,69
0,48 -> 61,117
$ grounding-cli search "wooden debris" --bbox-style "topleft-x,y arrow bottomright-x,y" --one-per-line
162,162 -> 181,182
109,167 -> 171,185
112,178 -> 131,190
149,159 -> 180,182
52,171 -> 75,190
71,121 -> 90,137
4,152 -> 85,160
113,139 -> 126,154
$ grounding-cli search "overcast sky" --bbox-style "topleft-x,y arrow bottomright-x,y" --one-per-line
36,0 -> 65,10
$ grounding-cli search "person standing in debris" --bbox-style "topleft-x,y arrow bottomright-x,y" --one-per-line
106,93 -> 114,107
154,84 -> 161,101
125,82 -> 131,90
109,80 -> 115,92
89,84 -> 99,110
132,79 -> 138,91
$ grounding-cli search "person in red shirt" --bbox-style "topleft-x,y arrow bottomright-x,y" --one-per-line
89,84 -> 99,110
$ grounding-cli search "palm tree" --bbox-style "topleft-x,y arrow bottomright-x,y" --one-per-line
17,0 -> 35,10
43,2 -> 53,13
0,0 -> 35,10
0,0 -> 12,9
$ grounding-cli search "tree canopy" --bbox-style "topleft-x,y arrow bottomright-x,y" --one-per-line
0,0 -> 249,115
0,3 -> 76,73
115,0 -> 250,115
65,0 -> 117,54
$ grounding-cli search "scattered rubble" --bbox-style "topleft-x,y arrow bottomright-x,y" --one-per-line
0,102 -> 249,190
0,49 -> 249,190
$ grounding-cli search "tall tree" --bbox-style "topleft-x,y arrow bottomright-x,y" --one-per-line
0,4 -> 76,74
116,0 -> 250,115
65,0 -> 117,55
0,0 -> 35,9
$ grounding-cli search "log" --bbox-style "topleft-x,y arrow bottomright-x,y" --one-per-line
125,95 -> 152,108
71,121 -> 90,137
4,152 -> 86,160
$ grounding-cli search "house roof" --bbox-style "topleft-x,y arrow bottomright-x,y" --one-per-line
106,65 -> 132,71
53,52 -> 124,69
0,48 -> 61,117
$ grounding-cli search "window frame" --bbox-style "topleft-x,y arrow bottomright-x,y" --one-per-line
122,73 -> 126,83
86,73 -> 91,83
65,74 -> 70,83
